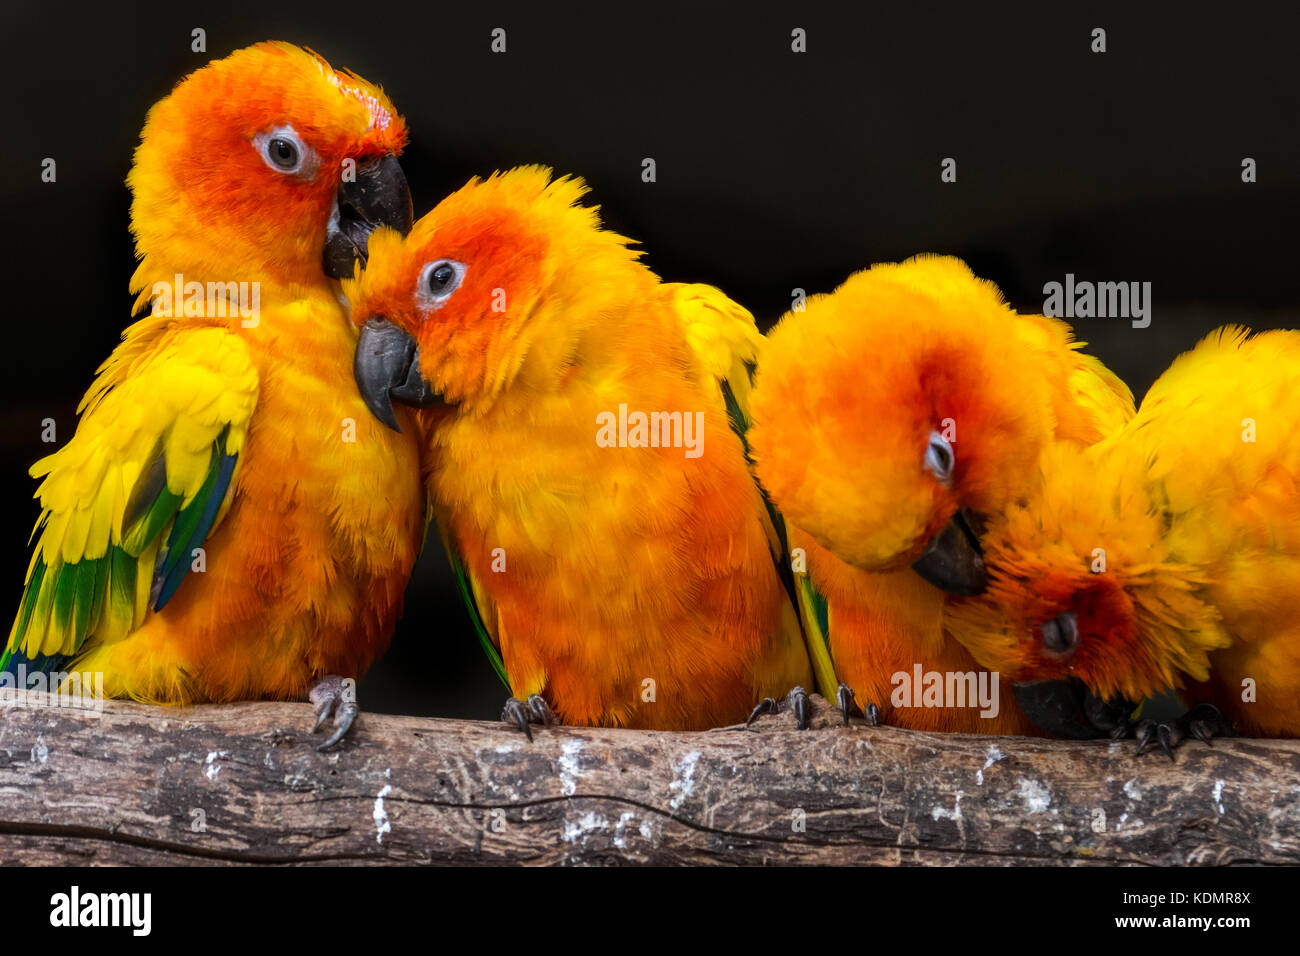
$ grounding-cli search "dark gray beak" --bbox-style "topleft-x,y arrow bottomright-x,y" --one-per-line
1012,677 -> 1135,739
354,317 -> 440,431
911,508 -> 988,596
324,154 -> 414,279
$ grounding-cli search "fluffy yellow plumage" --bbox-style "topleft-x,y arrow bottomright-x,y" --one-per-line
21,322 -> 257,657
346,167 -> 813,731
8,45 -> 422,751
749,256 -> 1133,732
949,326 -> 1300,739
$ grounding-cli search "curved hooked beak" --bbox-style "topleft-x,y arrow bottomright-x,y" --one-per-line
354,317 -> 441,431
1012,677 -> 1136,740
911,508 -> 988,596
324,154 -> 414,279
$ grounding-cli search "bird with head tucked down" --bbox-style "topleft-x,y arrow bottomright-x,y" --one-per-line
748,255 -> 1134,735
948,326 -> 1300,755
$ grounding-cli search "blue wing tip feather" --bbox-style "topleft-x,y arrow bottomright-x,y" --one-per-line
152,451 -> 236,612
2,648 -> 69,680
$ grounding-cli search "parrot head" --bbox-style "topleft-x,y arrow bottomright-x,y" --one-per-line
946,441 -> 1229,732
346,166 -> 642,428
750,256 -> 1061,596
128,41 -> 413,305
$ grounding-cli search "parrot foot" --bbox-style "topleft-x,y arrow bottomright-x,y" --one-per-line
746,685 -> 811,731
1135,704 -> 1234,761
1081,686 -> 1136,739
836,683 -> 880,727
309,675 -> 360,751
502,694 -> 555,742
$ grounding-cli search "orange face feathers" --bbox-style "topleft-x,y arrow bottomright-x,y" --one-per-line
129,42 -> 409,296
347,167 -> 645,410
348,167 -> 813,729
3,40 -> 431,731
750,255 -> 1057,572
949,442 -> 1227,704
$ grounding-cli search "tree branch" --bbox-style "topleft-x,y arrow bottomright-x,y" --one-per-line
1,693 -> 1295,865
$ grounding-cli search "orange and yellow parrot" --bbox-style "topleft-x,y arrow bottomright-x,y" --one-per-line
345,166 -> 813,735
948,326 -> 1300,754
747,256 -> 1134,735
6,43 -> 423,748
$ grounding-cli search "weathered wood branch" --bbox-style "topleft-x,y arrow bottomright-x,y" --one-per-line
0,692 -> 1296,865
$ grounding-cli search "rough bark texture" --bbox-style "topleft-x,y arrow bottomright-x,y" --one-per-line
0,692 -> 1296,865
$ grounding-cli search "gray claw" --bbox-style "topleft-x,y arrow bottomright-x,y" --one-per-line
502,695 -> 556,741
526,694 -> 555,727
503,697 -> 534,741
1157,723 -> 1178,762
746,697 -> 779,728
864,702 -> 881,727
837,682 -> 880,727
1135,718 -> 1177,761
309,675 -> 360,751
746,687 -> 810,730
318,701 -> 358,750
790,686 -> 810,731
1134,718 -> 1158,756
837,682 -> 863,726
1136,704 -> 1232,761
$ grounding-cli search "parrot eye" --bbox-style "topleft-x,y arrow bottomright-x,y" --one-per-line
268,138 -> 299,168
1040,611 -> 1079,657
924,430 -> 955,484
418,260 -> 467,308
253,125 -> 316,177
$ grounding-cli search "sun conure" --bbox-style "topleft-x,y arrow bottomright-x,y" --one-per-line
947,326 -> 1300,754
345,166 -> 814,735
7,42 -> 422,748
747,256 -> 1134,735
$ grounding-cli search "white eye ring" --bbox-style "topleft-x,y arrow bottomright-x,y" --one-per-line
253,125 -> 318,178
924,430 -> 955,484
417,259 -> 468,309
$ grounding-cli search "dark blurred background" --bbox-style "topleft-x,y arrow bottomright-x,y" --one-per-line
1,2 -> 1297,718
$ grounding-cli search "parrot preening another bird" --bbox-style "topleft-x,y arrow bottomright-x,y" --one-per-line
6,42 -> 424,747
346,166 -> 814,735
947,326 -> 1300,755
747,256 -> 1134,735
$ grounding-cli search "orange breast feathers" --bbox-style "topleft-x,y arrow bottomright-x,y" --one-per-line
427,291 -> 808,729
343,167 -> 811,729
31,297 -> 426,705
7,43 -> 423,708
796,532 -> 1038,735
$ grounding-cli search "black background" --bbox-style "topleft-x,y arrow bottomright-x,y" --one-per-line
2,2 -> 1297,719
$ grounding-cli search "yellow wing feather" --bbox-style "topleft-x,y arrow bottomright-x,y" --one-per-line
10,321 -> 258,662
671,282 -> 836,699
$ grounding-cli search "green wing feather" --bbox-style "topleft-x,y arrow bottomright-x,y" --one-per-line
4,429 -> 237,674
673,281 -> 841,699
795,571 -> 837,698
5,326 -> 258,677
439,525 -> 509,689
720,375 -> 839,700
